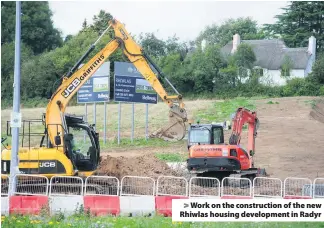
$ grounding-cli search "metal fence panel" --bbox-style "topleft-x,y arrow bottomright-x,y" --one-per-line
284,177 -> 312,197
221,177 -> 252,197
121,176 -> 155,196
1,175 -> 9,196
313,178 -> 324,198
14,174 -> 49,196
49,176 -> 84,196
156,176 -> 188,196
253,177 -> 282,198
85,176 -> 119,196
189,177 -> 220,197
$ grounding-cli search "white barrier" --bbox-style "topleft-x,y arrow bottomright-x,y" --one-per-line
253,177 -> 282,198
120,176 -> 156,216
120,196 -> 155,216
1,197 -> 9,216
49,176 -> 84,215
189,177 -> 220,198
156,176 -> 188,196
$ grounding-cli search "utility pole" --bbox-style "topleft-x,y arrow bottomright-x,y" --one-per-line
8,1 -> 22,196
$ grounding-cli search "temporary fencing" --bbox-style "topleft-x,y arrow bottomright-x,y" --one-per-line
253,177 -> 282,198
1,175 -> 9,215
313,178 -> 324,198
283,177 -> 312,199
49,176 -> 84,215
9,174 -> 49,215
155,176 -> 188,217
2,174 -> 323,217
120,176 -> 156,216
84,176 -> 120,216
189,177 -> 220,198
221,177 -> 252,199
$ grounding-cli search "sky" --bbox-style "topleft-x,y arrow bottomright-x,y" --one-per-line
49,1 -> 289,42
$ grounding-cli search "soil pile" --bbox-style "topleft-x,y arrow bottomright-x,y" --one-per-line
95,154 -> 180,180
310,100 -> 324,124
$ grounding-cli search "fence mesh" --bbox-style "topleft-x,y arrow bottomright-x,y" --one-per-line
14,174 -> 49,196
120,176 -> 155,196
156,176 -> 188,196
284,177 -> 312,197
221,177 -> 252,197
189,177 -> 220,197
50,176 -> 83,196
253,177 -> 282,198
85,176 -> 119,196
1,175 -> 9,196
313,178 -> 324,198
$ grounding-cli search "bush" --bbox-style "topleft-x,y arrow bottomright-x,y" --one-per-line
320,85 -> 324,96
283,78 -> 321,96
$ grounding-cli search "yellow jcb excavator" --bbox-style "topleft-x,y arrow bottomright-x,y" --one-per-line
1,18 -> 188,178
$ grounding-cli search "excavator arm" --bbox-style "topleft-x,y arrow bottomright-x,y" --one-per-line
46,19 -> 187,147
228,107 -> 259,157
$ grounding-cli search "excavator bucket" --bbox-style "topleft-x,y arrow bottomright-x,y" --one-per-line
149,105 -> 187,141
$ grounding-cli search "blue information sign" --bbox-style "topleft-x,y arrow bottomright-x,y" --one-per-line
114,62 -> 157,104
77,62 -> 110,103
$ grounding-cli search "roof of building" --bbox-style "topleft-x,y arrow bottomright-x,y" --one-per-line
221,39 -> 311,70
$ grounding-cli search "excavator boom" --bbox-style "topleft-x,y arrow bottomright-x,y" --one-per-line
46,19 -> 187,147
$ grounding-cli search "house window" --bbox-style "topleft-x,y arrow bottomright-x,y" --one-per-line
281,68 -> 290,77
253,67 -> 263,77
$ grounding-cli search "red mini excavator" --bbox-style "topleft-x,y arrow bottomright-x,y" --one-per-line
187,107 -> 266,181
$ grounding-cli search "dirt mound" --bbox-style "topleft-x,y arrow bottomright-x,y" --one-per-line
95,154 -> 180,180
310,100 -> 324,124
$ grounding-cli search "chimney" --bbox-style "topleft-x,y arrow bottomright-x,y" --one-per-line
201,39 -> 207,51
308,36 -> 316,59
231,34 -> 241,53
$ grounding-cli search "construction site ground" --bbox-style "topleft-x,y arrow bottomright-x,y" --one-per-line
1,96 -> 324,181
98,96 -> 324,180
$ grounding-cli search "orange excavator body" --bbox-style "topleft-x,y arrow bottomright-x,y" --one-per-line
187,107 -> 263,180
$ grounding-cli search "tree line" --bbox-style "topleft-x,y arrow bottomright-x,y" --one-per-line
1,1 -> 324,108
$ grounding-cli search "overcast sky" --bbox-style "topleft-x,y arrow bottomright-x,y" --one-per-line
49,1 -> 288,42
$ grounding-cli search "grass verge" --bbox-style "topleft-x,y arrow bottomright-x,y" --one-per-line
194,97 -> 256,123
155,152 -> 187,162
2,215 -> 324,228
99,138 -> 183,150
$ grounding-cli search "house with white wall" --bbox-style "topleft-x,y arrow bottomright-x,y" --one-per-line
221,34 -> 317,86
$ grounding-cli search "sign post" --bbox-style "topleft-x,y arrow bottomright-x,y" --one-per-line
9,1 -> 22,196
114,61 -> 157,142
77,62 -> 110,143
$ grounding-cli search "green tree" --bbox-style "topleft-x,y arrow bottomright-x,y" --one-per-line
138,32 -> 166,58
263,1 -> 324,53
233,43 -> 256,81
1,1 -> 63,54
1,42 -> 33,101
280,55 -> 293,77
90,10 -> 113,34
310,54 -> 324,84
196,17 -> 266,47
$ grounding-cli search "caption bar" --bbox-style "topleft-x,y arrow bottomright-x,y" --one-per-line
172,199 -> 324,222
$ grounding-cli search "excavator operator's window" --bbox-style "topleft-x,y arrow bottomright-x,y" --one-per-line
213,127 -> 224,144
189,129 -> 210,144
68,126 -> 92,160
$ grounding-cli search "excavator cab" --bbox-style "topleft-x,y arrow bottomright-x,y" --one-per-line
1,114 -> 100,177
187,123 -> 225,149
62,115 -> 100,172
